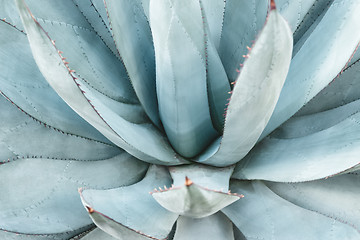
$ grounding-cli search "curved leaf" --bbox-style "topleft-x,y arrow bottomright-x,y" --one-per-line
173,212 -> 235,240
233,107 -> 360,182
80,165 -> 178,240
104,0 -> 160,127
169,164 -> 235,191
261,0 -> 360,139
73,0 -> 119,59
266,172 -> 360,230
0,154 -> 148,235
218,0 -> 268,84
149,0 -> 218,157
197,8 -> 293,166
152,178 -> 242,218
296,56 -> 360,116
0,15 -> 109,144
15,0 -> 187,165
222,180 -> 360,239
77,228 -> 117,240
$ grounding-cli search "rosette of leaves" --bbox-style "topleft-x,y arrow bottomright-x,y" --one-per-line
1,0 -> 360,239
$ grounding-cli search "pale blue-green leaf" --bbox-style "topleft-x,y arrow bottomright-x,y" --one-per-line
0,96 -> 121,162
0,226 -> 91,240
232,225 -> 246,240
149,0 -> 218,157
219,0 -> 267,84
296,57 -> 360,116
104,0 -> 160,127
271,99 -> 360,139
292,0 -> 333,45
266,172 -> 360,231
80,165 -> 178,240
73,0 -> 119,59
78,228 -> 118,240
152,180 -> 242,218
204,12 -> 231,132
15,0 -> 186,165
222,180 -> 360,239
0,153 -> 147,235
173,212 -> 234,240
200,0 -> 225,50
0,18 -> 110,144
0,0 -> 24,32
28,9 -> 137,104
198,9 -> 293,166
276,0 -> 332,34
261,0 -> 360,139
233,109 -> 360,182
168,164 -> 235,191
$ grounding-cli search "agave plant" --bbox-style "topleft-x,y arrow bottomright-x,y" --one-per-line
1,0 -> 360,239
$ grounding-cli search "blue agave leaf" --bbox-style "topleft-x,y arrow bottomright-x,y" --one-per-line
296,53 -> 360,116
261,0 -> 360,139
233,101 -> 360,182
0,227 -> 90,240
80,165 -> 178,240
276,0 -> 332,34
0,14 -> 111,144
271,99 -> 360,139
218,0 -> 267,84
0,0 -> 24,32
104,0 -> 160,127
73,0 -> 119,59
168,164 -> 235,191
173,212 -> 235,240
151,164 -> 239,219
201,0 -> 226,51
78,228 -> 117,240
196,8 -> 293,166
15,0 -> 187,165
25,0 -> 137,104
222,180 -> 360,239
149,0 -> 219,157
266,172 -> 360,230
0,96 -> 121,162
152,169 -> 242,218
0,154 -> 148,236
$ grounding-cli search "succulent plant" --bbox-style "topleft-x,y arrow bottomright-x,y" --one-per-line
1,0 -> 360,239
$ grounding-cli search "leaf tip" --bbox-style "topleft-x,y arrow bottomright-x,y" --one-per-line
185,176 -> 193,186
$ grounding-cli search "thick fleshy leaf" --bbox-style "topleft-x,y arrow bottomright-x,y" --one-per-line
266,172 -> 360,230
271,99 -> 360,139
149,0 -> 218,157
0,95 -> 121,162
152,178 -> 242,218
277,0 -> 332,34
77,228 -> 117,240
104,0 -> 160,127
233,103 -> 360,182
173,212 -> 235,240
169,164 -> 235,191
197,8 -> 293,166
0,14 -> 110,144
218,0 -> 268,84
73,0 -> 119,59
0,226 -> 91,240
222,180 -> 360,239
80,165 -> 178,240
261,0 -> 360,139
296,55 -> 360,116
15,0 -> 187,165
25,0 -> 138,104
0,153 -> 148,235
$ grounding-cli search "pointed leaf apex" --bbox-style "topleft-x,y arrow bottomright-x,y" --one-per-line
185,176 -> 193,186
270,0 -> 276,10
86,206 -> 95,214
